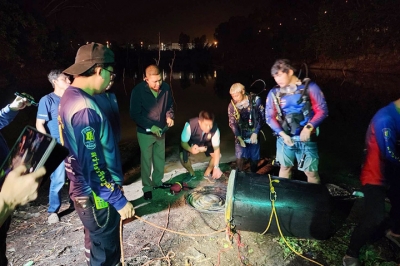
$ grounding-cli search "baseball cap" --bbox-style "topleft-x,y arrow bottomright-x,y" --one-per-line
63,42 -> 114,75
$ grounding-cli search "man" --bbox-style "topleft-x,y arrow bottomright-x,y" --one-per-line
130,65 -> 174,200
59,42 -> 134,266
0,94 -> 35,265
265,59 -> 328,183
36,69 -> 71,224
343,99 -> 400,266
180,111 -> 223,183
228,83 -> 265,173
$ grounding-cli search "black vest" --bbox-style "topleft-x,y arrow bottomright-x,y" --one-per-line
188,117 -> 218,146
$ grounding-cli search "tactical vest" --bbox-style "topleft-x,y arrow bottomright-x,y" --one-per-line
273,79 -> 312,136
232,93 -> 258,131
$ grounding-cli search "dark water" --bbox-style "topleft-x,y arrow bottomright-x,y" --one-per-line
1,69 -> 399,185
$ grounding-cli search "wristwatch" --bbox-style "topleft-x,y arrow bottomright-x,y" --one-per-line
305,124 -> 314,131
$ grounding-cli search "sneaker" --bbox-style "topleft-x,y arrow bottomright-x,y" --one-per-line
342,256 -> 361,266
203,174 -> 215,183
144,191 -> 152,200
385,230 -> 400,248
47,213 -> 59,224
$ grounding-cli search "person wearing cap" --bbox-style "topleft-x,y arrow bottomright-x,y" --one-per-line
58,42 -> 134,265
130,64 -> 174,200
36,69 -> 71,224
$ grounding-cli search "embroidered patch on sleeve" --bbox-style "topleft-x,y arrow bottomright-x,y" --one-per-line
82,126 -> 96,149
382,128 -> 391,140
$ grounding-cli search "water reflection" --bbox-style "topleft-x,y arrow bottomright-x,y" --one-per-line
2,69 -> 400,184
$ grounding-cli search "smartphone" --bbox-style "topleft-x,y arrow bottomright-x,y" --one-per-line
0,126 -> 56,185
14,92 -> 38,107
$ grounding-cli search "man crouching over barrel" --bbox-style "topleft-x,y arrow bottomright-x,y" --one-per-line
180,111 -> 223,183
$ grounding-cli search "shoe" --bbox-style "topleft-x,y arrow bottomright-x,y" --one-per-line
47,213 -> 59,224
342,256 -> 361,266
144,191 -> 152,200
385,230 -> 400,248
203,175 -> 215,183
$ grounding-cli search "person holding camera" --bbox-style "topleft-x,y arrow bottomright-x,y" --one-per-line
180,111 -> 223,183
228,83 -> 265,173
0,93 -> 35,265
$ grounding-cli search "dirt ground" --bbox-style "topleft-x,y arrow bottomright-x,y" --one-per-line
4,143 -> 400,266
5,161 -> 290,266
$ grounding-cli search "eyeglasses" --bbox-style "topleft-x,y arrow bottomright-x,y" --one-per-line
102,68 -> 116,81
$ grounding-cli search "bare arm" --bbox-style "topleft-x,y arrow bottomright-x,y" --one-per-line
36,118 -> 47,134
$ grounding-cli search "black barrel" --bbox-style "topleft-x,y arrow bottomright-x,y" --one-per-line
225,170 -> 333,240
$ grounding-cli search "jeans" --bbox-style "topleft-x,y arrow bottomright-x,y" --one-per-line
48,161 -> 66,213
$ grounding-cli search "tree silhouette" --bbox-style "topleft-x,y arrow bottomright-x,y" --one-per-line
178,32 -> 190,50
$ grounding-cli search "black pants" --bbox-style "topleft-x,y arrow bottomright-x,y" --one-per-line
0,216 -> 11,265
346,183 -> 400,258
74,197 -> 121,266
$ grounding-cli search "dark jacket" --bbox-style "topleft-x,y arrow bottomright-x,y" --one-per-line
129,81 -> 174,134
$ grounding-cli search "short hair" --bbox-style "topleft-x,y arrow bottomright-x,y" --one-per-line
230,83 -> 245,94
145,65 -> 161,78
48,69 -> 64,88
199,110 -> 214,122
79,63 -> 114,77
271,59 -> 296,76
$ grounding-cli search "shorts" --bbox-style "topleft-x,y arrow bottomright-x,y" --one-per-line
276,136 -> 319,172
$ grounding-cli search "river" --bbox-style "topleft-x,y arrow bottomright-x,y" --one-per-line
1,69 -> 399,184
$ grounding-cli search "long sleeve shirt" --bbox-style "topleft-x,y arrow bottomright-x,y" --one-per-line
129,81 -> 174,134
0,105 -> 18,164
361,102 -> 400,186
58,86 -> 126,210
228,95 -> 265,139
265,82 -> 328,135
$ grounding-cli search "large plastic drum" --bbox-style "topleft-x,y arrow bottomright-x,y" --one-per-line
225,170 -> 333,240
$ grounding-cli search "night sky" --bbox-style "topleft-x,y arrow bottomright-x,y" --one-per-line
27,0 -> 267,44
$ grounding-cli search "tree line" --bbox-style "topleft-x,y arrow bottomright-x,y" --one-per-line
213,0 -> 400,69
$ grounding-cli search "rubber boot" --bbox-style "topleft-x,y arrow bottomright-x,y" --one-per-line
250,160 -> 259,173
236,158 -> 244,172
